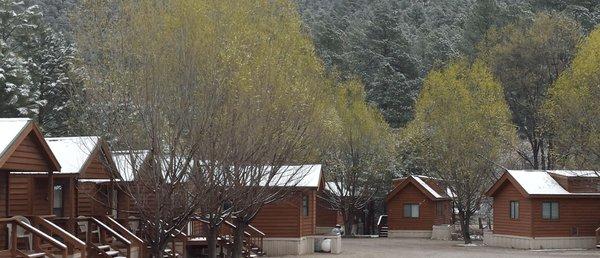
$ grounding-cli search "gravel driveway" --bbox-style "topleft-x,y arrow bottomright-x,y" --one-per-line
272,237 -> 599,258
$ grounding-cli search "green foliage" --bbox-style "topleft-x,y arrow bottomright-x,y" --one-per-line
478,12 -> 581,169
405,59 -> 516,243
545,26 -> 600,170
0,0 -> 80,135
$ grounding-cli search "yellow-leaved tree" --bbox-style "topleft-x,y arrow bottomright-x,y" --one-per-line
545,27 -> 600,172
74,0 -> 331,257
321,79 -> 394,236
405,59 -> 516,243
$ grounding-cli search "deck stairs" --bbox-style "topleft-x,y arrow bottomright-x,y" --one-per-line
378,226 -> 389,237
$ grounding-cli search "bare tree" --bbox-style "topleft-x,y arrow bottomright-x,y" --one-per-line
73,1 -> 330,257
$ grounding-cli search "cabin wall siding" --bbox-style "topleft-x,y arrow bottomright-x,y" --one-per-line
387,183 -> 437,230
491,181 -> 532,237
251,189 -> 318,238
531,198 -> 600,237
80,153 -> 112,179
8,176 -> 32,216
77,183 -> 96,216
2,133 -> 53,172
316,197 -> 341,227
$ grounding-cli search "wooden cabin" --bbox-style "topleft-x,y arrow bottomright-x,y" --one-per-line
0,118 -> 61,250
0,119 -> 145,257
45,137 -> 121,218
385,175 -> 452,238
250,164 -> 323,256
484,170 -> 600,249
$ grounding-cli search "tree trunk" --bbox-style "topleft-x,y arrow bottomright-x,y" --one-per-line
460,212 -> 471,244
344,220 -> 353,237
231,220 -> 246,258
207,226 -> 218,258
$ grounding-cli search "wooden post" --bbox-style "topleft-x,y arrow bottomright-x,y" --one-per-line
49,171 -> 54,215
10,221 -> 17,254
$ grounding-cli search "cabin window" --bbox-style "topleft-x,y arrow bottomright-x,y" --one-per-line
542,201 -> 559,220
302,195 -> 309,217
509,201 -> 519,219
436,202 -> 444,217
403,204 -> 419,218
53,184 -> 64,217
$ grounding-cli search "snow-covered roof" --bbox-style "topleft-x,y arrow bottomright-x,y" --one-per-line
547,170 -> 599,178
263,164 -> 322,188
412,175 -> 443,198
78,178 -> 115,184
0,118 -> 31,159
46,137 -> 100,173
325,182 -> 351,196
112,150 -> 150,181
507,170 -> 570,195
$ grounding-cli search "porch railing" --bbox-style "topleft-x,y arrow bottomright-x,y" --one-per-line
77,216 -> 132,257
33,216 -> 86,258
0,217 -> 68,258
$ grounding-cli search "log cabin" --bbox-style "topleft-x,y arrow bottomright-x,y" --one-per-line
385,175 -> 453,239
250,164 -> 323,256
484,170 -> 600,249
0,118 -> 62,252
45,137 -> 121,218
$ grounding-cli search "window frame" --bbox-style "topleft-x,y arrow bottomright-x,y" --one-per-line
542,201 -> 559,220
53,184 -> 65,217
509,201 -> 519,220
302,195 -> 309,217
436,202 -> 444,217
403,203 -> 420,218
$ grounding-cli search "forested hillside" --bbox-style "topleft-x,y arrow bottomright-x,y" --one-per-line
296,0 -> 600,127
1,0 -> 599,170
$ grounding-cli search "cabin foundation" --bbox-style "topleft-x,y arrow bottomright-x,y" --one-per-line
262,235 -> 342,256
431,224 -> 453,240
483,230 -> 596,249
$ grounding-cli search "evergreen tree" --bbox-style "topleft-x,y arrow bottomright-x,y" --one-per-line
0,0 -> 81,135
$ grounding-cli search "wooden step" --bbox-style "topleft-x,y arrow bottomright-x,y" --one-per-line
25,252 -> 45,258
97,245 -> 111,250
106,250 -> 120,256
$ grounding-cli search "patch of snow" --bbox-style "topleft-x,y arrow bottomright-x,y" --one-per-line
46,136 -> 99,173
78,179 -> 116,184
412,176 -> 442,198
456,243 -> 479,247
262,164 -> 322,188
507,170 -> 570,195
325,182 -> 351,196
547,170 -> 599,178
0,118 -> 31,160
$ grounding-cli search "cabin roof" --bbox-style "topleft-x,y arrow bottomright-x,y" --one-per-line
0,118 -> 30,158
546,170 -> 599,178
111,150 -> 150,181
46,136 -> 100,174
262,164 -> 322,188
387,175 -> 451,202
0,118 -> 60,171
486,170 -> 600,197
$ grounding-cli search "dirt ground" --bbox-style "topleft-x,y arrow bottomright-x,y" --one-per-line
272,237 -> 600,258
